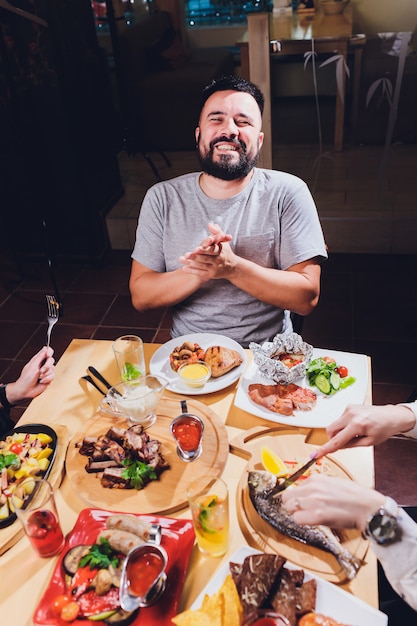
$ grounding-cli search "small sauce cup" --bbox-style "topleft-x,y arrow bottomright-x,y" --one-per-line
170,413 -> 204,462
119,543 -> 168,612
177,361 -> 211,389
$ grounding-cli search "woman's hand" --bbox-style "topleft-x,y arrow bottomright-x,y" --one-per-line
314,403 -> 417,458
5,347 -> 55,404
281,474 -> 385,532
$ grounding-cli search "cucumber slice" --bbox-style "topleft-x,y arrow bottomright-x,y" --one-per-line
88,610 -> 118,621
330,372 -> 341,391
315,374 -> 331,395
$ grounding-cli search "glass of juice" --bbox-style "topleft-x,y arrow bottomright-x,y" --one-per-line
11,477 -> 65,558
170,413 -> 204,462
112,335 -> 146,382
186,475 -> 229,557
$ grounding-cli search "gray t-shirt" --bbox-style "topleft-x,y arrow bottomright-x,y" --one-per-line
132,168 -> 327,347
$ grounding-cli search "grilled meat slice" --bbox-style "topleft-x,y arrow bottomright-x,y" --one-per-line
101,467 -> 132,489
204,345 -> 243,377
248,383 -> 316,416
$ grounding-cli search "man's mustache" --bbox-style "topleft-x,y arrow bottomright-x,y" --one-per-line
210,137 -> 246,151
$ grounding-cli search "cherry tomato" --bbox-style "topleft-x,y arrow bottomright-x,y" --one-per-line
60,601 -> 80,622
9,443 -> 23,454
51,594 -> 71,615
336,366 -> 349,378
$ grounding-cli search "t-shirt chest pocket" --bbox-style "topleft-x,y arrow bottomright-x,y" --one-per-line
233,231 -> 275,268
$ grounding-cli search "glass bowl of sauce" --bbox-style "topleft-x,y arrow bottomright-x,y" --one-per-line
177,361 -> 211,389
119,543 -> 168,612
170,413 -> 204,462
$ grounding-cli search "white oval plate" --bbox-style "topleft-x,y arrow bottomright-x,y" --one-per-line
149,333 -> 246,395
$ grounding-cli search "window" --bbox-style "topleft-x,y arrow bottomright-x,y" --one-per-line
185,0 -> 273,28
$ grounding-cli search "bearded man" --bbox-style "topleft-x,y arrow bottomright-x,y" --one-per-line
129,76 -> 327,347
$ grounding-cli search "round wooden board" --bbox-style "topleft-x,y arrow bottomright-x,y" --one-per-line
65,396 -> 229,515
0,424 -> 69,555
232,425 -> 370,584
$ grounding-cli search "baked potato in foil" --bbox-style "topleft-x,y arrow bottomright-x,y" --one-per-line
249,333 -> 313,384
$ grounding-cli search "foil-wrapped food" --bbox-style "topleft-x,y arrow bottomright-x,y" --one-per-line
249,332 -> 313,384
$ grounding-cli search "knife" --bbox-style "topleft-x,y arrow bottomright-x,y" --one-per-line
269,456 -> 318,496
81,375 -> 106,396
88,366 -> 113,390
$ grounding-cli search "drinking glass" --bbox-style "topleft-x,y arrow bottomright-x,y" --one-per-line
112,335 -> 146,382
11,477 -> 65,558
187,476 -> 229,557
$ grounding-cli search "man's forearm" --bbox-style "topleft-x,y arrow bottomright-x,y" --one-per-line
130,269 -> 203,311
228,258 -> 321,315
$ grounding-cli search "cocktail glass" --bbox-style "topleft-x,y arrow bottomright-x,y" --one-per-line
187,475 -> 229,557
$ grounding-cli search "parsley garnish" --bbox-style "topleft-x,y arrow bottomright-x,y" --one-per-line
78,538 -> 119,570
0,452 -> 20,471
121,459 -> 157,490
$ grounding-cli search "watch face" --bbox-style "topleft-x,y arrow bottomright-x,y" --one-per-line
368,512 -> 400,544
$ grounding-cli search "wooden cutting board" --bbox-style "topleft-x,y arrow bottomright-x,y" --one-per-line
231,425 -> 370,584
66,396 -> 229,515
0,424 -> 69,555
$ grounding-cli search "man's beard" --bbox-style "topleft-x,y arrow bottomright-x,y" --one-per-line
197,137 -> 260,181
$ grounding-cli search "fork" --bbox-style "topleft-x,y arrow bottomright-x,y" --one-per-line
46,294 -> 60,348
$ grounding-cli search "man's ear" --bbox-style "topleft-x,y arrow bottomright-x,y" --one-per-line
258,131 -> 265,149
195,127 -> 200,146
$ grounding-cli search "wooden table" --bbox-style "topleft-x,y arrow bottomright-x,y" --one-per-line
238,7 -> 365,164
0,339 -> 378,624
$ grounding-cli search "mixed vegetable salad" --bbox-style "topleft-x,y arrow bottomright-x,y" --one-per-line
306,356 -> 356,395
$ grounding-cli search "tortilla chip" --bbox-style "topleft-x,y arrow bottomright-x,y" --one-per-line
171,609 -> 212,626
221,574 -> 242,626
201,590 -> 223,625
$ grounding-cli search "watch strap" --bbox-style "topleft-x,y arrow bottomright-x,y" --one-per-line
0,384 -> 13,411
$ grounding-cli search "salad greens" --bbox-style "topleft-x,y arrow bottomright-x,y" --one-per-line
0,452 -> 19,471
306,357 -> 356,395
121,458 -> 157,490
79,538 -> 119,570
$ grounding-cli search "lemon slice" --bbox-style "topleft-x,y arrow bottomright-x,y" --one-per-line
260,446 -> 289,477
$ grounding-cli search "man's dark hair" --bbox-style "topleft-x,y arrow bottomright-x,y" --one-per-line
200,75 -> 264,115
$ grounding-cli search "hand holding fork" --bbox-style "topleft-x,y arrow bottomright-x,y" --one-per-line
46,294 -> 60,348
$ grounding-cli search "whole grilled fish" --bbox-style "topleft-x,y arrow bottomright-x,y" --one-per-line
248,470 -> 361,581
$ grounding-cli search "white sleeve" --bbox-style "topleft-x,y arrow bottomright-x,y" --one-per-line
399,402 -> 417,439
373,509 -> 417,611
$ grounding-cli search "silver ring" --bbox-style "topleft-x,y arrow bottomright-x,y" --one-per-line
294,498 -> 301,510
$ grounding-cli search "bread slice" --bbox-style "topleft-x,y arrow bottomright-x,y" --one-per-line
269,569 -> 317,626
204,346 -> 243,378
232,553 -> 286,619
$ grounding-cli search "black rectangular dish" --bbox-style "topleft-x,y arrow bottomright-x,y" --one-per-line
0,423 -> 58,529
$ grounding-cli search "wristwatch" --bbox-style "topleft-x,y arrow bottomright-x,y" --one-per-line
364,496 -> 402,545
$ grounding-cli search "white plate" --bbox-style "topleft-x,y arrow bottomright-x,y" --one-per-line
149,333 -> 247,395
191,546 -> 387,625
234,348 -> 369,427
